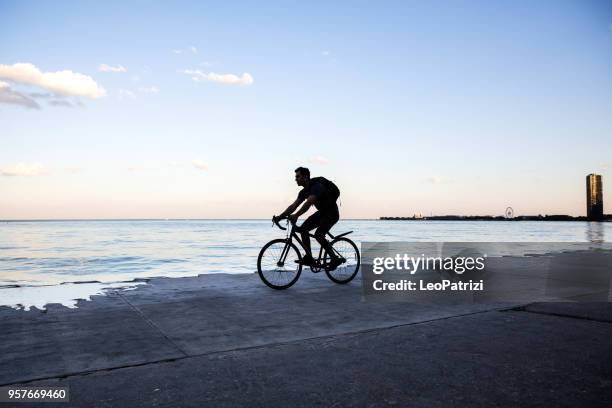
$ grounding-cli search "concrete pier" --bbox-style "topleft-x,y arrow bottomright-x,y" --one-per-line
1,272 -> 611,406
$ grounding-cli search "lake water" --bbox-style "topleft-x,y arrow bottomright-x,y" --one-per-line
1,220 -> 610,309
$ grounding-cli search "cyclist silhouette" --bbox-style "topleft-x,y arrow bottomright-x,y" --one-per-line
273,167 -> 342,270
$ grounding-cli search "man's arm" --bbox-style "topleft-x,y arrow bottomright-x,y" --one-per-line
277,197 -> 303,218
290,194 -> 317,220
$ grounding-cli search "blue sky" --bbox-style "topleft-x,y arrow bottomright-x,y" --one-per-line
1,0 -> 611,218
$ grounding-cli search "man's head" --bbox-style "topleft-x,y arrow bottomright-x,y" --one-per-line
294,167 -> 310,187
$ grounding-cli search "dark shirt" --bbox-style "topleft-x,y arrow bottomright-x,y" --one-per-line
298,181 -> 337,212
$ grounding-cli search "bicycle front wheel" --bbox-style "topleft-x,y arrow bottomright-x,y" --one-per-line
257,239 -> 302,290
324,237 -> 360,284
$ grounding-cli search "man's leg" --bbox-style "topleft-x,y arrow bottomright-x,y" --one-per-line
296,212 -> 321,264
314,208 -> 340,265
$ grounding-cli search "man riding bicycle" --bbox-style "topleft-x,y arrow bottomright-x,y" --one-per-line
273,167 -> 342,271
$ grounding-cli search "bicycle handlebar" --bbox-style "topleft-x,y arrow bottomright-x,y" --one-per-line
272,218 -> 287,230
272,216 -> 294,231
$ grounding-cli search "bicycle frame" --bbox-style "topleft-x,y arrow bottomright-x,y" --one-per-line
277,221 -> 351,270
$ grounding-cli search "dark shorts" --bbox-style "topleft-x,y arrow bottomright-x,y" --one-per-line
298,206 -> 339,239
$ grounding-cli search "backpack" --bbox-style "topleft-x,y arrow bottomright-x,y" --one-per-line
310,176 -> 340,202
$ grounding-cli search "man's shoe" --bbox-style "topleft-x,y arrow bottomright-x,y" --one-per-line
295,255 -> 315,267
327,256 -> 344,271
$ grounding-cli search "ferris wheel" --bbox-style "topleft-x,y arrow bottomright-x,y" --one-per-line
505,207 -> 514,219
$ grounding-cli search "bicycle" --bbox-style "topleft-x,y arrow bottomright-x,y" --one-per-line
257,217 -> 361,290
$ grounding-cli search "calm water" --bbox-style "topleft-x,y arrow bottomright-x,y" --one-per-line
1,219 -> 609,287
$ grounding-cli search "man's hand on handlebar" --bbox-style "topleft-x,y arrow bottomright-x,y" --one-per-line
271,214 -> 297,228
272,215 -> 287,223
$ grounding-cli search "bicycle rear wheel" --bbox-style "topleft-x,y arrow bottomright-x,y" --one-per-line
324,237 -> 360,284
257,239 -> 302,289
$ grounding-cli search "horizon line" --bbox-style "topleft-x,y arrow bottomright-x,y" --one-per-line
0,218 -> 381,222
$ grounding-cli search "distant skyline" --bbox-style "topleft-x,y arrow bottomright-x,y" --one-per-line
1,0 -> 611,219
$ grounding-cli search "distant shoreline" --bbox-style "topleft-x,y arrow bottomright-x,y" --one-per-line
1,217 -> 609,222
381,215 -> 612,222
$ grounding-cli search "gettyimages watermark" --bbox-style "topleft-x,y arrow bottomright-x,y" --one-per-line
361,242 -> 612,303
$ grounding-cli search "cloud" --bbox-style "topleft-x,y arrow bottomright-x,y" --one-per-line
1,162 -> 48,176
182,69 -> 254,85
28,92 -> 53,99
173,46 -> 198,55
192,160 -> 209,171
138,86 -> 159,94
322,50 -> 331,56
309,155 -> 329,165
0,81 -> 41,109
0,63 -> 106,98
98,64 -> 127,73
49,100 -> 74,107
118,89 -> 136,100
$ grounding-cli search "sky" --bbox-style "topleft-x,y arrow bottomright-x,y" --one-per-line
1,0 -> 611,219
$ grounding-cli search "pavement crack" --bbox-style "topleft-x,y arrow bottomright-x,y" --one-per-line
114,291 -> 189,357
509,307 -> 612,324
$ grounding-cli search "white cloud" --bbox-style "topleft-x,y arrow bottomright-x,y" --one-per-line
322,50 -> 331,56
1,162 -> 48,176
182,69 -> 254,86
98,64 -> 127,73
192,160 -> 209,171
118,89 -> 136,100
138,86 -> 159,94
0,81 -> 40,109
0,63 -> 106,98
309,155 -> 329,165
48,100 -> 74,107
173,46 -> 198,55
28,92 -> 53,99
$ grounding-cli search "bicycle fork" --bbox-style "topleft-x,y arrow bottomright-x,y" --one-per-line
277,240 -> 292,267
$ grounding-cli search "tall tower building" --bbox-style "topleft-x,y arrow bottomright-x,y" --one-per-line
586,174 -> 603,220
